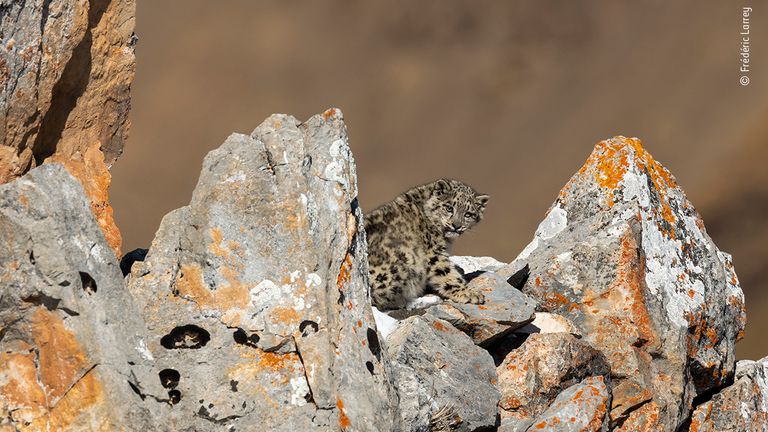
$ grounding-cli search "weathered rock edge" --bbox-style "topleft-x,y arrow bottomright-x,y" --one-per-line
498,136 -> 746,430
1,0 -> 137,254
0,164 -> 159,430
126,108 -> 398,431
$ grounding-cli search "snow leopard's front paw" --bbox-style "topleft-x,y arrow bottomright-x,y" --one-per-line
445,287 -> 485,305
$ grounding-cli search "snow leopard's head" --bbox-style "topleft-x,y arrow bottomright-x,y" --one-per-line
424,179 -> 489,239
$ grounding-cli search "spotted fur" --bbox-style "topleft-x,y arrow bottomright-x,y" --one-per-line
365,179 -> 489,310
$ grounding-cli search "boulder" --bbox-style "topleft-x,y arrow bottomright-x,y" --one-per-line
0,0 -> 137,254
498,137 -> 746,430
516,376 -> 611,432
496,332 -> 610,426
126,109 -> 397,431
687,357 -> 768,432
425,271 -> 537,346
0,164 -> 160,430
386,314 -> 500,431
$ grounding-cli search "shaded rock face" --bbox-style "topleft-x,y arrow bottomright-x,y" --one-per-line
126,109 -> 397,431
0,0 -> 136,254
386,314 -> 500,432
496,332 -> 610,427
498,137 -> 746,430
688,357 -> 768,432
0,164 -> 159,430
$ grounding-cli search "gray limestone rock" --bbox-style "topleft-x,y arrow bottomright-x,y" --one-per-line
386,314 -> 500,431
426,271 -> 537,347
497,137 -> 746,430
0,164 -> 160,430
126,109 -> 397,431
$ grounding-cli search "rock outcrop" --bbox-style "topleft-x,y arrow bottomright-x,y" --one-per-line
0,0 -> 137,254
0,164 -> 159,430
387,314 -> 500,432
0,96 -> 758,432
497,136 -> 747,430
496,332 -> 610,428
125,109 -> 398,431
425,271 -> 537,347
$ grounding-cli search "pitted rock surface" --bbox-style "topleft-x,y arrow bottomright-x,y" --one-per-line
0,164 -> 159,430
126,109 -> 397,431
498,137 -> 745,430
386,314 -> 500,432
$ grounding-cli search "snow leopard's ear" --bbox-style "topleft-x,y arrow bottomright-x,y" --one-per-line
434,179 -> 451,196
476,194 -> 489,208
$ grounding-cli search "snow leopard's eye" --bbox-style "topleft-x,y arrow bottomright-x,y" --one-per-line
443,204 -> 453,212
464,212 -> 475,219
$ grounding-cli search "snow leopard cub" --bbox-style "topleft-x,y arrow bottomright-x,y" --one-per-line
365,179 -> 489,310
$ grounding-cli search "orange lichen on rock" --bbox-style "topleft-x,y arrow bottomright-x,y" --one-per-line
337,253 -> 353,290
0,308 -> 109,429
323,108 -> 340,121
257,351 -> 300,373
175,263 -> 250,318
28,369 -> 109,431
561,136 -> 679,238
615,400 -> 661,432
271,306 -> 301,326
31,308 -> 92,402
48,145 -> 122,256
0,347 -> 47,423
336,397 -> 351,429
432,320 -> 449,332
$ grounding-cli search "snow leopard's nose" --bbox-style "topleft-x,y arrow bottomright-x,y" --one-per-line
451,222 -> 462,231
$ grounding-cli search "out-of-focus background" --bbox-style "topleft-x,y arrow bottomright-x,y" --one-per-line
111,1 -> 767,358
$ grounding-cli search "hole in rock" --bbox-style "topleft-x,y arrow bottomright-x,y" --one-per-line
159,369 -> 180,389
507,264 -> 530,290
366,361 -> 375,375
299,320 -> 319,337
232,328 -> 259,348
350,196 -> 359,214
168,389 -> 182,405
366,328 -> 381,361
160,325 -> 210,349
120,248 -> 149,276
79,271 -> 97,294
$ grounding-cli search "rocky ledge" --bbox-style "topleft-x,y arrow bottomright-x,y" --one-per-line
0,108 -> 761,432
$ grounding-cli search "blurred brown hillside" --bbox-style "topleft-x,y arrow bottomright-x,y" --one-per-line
111,1 -> 768,358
